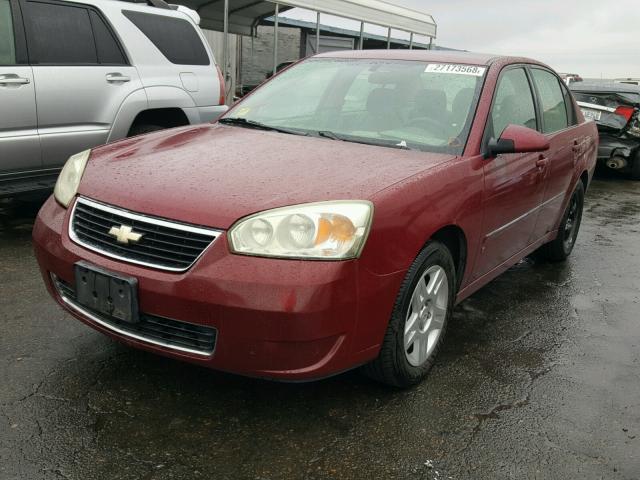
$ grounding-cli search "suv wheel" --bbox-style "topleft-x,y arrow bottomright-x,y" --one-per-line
362,241 -> 456,388
128,124 -> 164,137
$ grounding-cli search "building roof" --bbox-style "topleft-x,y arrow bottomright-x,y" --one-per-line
262,17 -> 448,49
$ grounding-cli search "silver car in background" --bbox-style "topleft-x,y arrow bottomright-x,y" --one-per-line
0,0 -> 227,196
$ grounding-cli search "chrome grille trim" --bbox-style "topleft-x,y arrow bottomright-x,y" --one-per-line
69,197 -> 222,272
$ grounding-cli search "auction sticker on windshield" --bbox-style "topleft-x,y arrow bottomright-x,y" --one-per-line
425,64 -> 486,76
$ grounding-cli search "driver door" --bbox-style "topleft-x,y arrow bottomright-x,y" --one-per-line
473,67 -> 548,277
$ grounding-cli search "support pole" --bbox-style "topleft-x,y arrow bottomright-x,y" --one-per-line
223,0 -> 229,90
386,27 -> 391,49
273,3 -> 279,76
409,32 -> 414,50
315,11 -> 321,53
428,37 -> 433,51
359,22 -> 364,50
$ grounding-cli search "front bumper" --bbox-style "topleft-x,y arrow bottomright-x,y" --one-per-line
33,196 -> 404,381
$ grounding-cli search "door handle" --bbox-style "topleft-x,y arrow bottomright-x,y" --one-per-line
536,156 -> 549,169
0,75 -> 30,86
106,73 -> 131,83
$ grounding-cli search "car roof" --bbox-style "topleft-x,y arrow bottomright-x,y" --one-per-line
570,81 -> 640,94
314,49 -> 544,67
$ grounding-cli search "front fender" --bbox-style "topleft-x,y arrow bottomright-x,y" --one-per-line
364,156 -> 484,287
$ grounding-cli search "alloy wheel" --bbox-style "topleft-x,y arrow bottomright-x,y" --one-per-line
404,265 -> 449,367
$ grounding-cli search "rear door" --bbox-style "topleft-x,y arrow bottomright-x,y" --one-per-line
22,0 -> 142,168
528,67 -> 578,240
474,66 -> 546,277
0,0 -> 40,173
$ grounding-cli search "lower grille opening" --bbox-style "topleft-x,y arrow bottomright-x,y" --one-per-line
52,275 -> 216,356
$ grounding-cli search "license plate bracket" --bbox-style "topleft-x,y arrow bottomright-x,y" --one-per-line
74,261 -> 139,323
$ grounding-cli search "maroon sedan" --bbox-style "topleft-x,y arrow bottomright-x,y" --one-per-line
33,51 -> 597,387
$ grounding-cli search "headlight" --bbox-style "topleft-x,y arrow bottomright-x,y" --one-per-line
228,201 -> 373,260
53,150 -> 91,208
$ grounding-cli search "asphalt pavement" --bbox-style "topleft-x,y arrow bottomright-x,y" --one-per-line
1,173 -> 639,480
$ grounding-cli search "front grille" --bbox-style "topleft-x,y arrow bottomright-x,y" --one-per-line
70,197 -> 220,272
52,275 -> 217,356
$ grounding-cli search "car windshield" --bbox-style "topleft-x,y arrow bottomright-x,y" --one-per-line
222,58 -> 486,154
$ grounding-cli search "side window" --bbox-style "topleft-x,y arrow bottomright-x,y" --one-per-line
24,1 -> 97,64
531,69 -> 569,133
491,68 -> 537,137
89,11 -> 126,65
123,11 -> 209,66
560,82 -> 578,126
0,0 -> 16,65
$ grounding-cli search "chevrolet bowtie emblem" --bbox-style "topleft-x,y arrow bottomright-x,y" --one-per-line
108,225 -> 143,245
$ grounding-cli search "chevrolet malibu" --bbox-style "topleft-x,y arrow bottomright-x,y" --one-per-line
33,51 -> 597,387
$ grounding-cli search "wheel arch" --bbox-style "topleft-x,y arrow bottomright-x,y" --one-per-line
430,224 -> 468,290
579,170 -> 590,192
127,108 -> 190,137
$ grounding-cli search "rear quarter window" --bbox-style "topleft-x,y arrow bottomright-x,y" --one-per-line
122,10 -> 209,66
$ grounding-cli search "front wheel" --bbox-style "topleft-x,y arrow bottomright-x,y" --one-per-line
362,241 -> 456,388
536,181 -> 585,262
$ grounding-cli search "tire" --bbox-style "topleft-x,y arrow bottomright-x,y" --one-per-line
362,241 -> 456,388
631,157 -> 640,181
536,181 -> 585,262
128,123 -> 164,137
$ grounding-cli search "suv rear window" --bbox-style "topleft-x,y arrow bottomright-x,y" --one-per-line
123,10 -> 209,66
25,1 -> 97,64
0,0 -> 16,65
24,0 -> 126,65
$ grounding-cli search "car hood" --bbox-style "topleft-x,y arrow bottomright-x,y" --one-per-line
78,124 -> 455,229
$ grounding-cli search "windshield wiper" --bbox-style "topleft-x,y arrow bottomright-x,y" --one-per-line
317,131 -> 413,150
219,117 -> 309,137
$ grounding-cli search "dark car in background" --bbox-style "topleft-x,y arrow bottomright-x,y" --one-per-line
570,81 -> 640,179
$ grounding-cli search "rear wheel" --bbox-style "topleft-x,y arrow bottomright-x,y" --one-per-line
536,181 -> 585,262
362,241 -> 456,388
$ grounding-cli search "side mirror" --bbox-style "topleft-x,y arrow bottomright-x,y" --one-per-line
484,124 -> 550,159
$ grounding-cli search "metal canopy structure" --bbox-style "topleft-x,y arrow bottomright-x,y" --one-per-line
168,0 -> 437,95
177,0 -> 437,38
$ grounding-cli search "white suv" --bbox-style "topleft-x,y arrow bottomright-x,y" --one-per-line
0,0 -> 227,196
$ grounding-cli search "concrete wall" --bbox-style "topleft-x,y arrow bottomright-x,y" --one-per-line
239,25 -> 302,87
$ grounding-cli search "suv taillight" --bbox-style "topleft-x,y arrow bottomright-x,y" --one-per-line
216,65 -> 226,105
614,105 -> 635,122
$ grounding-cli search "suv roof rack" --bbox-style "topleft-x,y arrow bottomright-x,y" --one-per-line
117,0 -> 175,10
